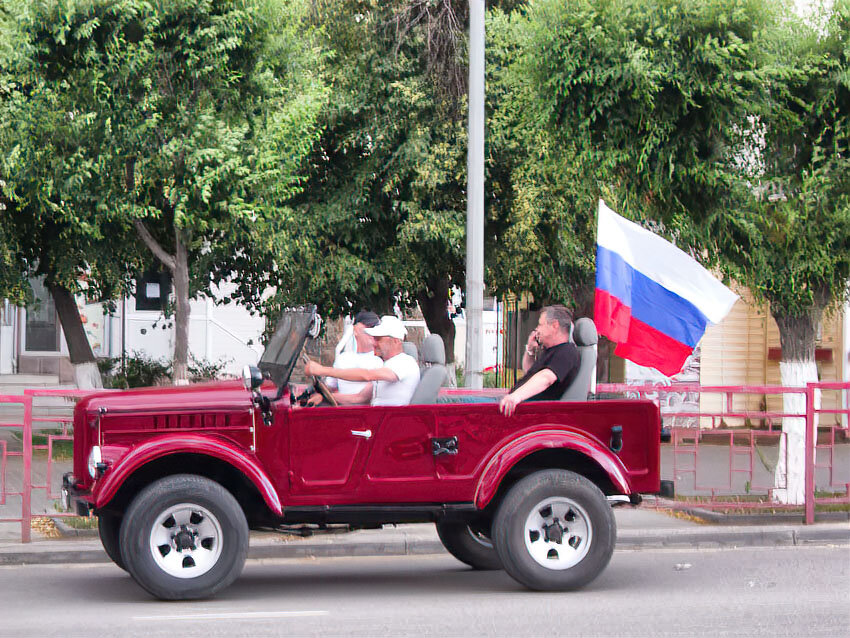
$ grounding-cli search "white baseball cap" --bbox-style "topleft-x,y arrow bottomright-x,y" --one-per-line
364,315 -> 407,340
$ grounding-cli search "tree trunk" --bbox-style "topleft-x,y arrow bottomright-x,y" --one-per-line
772,308 -> 822,505
172,232 -> 190,385
417,277 -> 456,365
47,282 -> 103,389
133,219 -> 189,386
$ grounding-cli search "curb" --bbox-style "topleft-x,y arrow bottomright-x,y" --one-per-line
680,507 -> 850,526
51,518 -> 97,538
1,527 -> 847,566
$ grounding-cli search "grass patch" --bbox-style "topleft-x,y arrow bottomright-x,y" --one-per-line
57,515 -> 98,530
11,429 -> 73,460
672,492 -> 850,515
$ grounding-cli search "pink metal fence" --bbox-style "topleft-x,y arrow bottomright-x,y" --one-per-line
0,389 -> 93,543
598,381 -> 850,523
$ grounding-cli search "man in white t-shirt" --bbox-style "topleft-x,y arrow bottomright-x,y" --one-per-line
304,315 -> 420,407
307,311 -> 383,406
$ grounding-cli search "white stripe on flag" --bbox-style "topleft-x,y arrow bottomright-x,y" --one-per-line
596,200 -> 738,324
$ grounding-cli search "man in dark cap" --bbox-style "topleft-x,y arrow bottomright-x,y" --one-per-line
306,310 -> 383,405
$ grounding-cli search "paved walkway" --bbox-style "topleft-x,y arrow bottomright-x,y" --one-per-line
1,505 -> 847,566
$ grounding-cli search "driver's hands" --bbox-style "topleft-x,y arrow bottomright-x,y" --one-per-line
306,393 -> 323,407
304,360 -> 323,377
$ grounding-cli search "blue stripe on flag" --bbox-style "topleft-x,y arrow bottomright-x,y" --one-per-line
596,245 -> 709,348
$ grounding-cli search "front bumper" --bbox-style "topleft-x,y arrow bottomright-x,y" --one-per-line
61,473 -> 93,516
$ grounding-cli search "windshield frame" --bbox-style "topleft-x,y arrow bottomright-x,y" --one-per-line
258,305 -> 318,388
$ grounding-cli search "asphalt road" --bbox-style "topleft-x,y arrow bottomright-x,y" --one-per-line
0,546 -> 847,638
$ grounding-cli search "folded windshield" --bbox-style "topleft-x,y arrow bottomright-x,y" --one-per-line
259,306 -> 318,387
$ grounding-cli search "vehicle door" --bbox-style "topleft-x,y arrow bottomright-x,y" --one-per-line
356,405 -> 440,503
283,404 -> 383,504
283,404 -> 442,505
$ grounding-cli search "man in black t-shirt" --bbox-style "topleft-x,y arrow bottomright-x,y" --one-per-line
499,305 -> 580,417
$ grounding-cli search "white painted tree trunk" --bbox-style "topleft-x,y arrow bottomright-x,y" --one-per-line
773,360 -> 817,504
73,361 -> 103,390
445,362 -> 458,388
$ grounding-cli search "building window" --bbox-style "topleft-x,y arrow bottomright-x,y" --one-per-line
135,270 -> 172,311
25,278 -> 59,352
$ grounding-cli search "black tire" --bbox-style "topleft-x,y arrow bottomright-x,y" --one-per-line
492,469 -> 616,591
119,474 -> 249,600
436,520 -> 502,571
98,512 -> 125,571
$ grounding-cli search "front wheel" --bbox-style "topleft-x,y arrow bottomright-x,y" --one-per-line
492,470 -> 616,591
98,512 -> 125,571
436,520 -> 502,571
119,474 -> 249,600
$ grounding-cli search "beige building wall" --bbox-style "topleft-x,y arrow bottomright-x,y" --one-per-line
699,288 -> 845,427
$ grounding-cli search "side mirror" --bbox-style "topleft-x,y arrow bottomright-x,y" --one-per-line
242,365 -> 264,391
308,313 -> 322,339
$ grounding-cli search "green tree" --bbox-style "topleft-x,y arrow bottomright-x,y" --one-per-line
716,4 -> 850,502
519,0 -> 850,502
0,1 -> 140,387
2,0 -> 326,383
486,7 -> 599,314
273,0 -> 523,365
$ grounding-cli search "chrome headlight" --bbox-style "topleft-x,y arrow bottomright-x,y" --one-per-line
242,364 -> 263,391
87,446 -> 102,479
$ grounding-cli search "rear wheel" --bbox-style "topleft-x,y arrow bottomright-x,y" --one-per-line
436,520 -> 502,571
98,512 -> 125,571
119,474 -> 249,600
492,469 -> 615,591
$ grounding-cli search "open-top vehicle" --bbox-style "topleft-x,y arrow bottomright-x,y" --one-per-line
64,307 -> 661,600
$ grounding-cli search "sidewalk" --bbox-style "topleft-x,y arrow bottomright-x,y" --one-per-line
1,506 -> 847,567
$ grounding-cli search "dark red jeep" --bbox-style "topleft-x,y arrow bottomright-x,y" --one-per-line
64,308 -> 660,600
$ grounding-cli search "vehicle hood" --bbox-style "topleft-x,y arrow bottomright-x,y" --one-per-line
76,380 -> 253,416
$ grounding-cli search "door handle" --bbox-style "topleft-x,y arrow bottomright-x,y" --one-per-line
351,429 -> 372,439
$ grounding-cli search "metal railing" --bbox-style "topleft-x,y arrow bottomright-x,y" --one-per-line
0,388 -> 94,542
597,381 -> 850,522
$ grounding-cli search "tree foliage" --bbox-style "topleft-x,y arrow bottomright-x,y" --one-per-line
715,1 -> 850,358
0,0 -> 143,380
267,1 -> 528,362
514,0 -> 850,358
1,0 -> 326,381
270,1 -> 466,359
486,7 -> 599,312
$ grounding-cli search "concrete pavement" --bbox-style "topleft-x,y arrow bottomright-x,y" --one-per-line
1,548 -> 847,637
0,505 -> 847,566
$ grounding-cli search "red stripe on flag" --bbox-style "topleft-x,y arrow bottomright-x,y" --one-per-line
594,288 -> 631,343
612,317 -> 694,376
594,288 -> 694,376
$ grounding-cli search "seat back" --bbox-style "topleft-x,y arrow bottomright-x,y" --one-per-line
409,334 -> 447,405
560,318 -> 598,402
402,341 -> 418,361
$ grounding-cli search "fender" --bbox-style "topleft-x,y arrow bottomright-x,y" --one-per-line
473,428 -> 633,509
93,434 -> 282,516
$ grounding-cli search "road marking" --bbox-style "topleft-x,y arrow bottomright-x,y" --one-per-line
132,611 -> 329,621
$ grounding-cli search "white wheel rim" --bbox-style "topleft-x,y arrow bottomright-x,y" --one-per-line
523,496 -> 592,570
148,503 -> 223,579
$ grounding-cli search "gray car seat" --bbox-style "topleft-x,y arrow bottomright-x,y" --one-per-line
402,341 -> 418,361
409,334 -> 447,405
560,318 -> 598,402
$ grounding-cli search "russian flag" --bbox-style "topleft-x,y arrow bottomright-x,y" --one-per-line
594,200 -> 738,376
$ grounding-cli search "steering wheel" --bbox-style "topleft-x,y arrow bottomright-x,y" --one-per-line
302,354 -> 338,407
